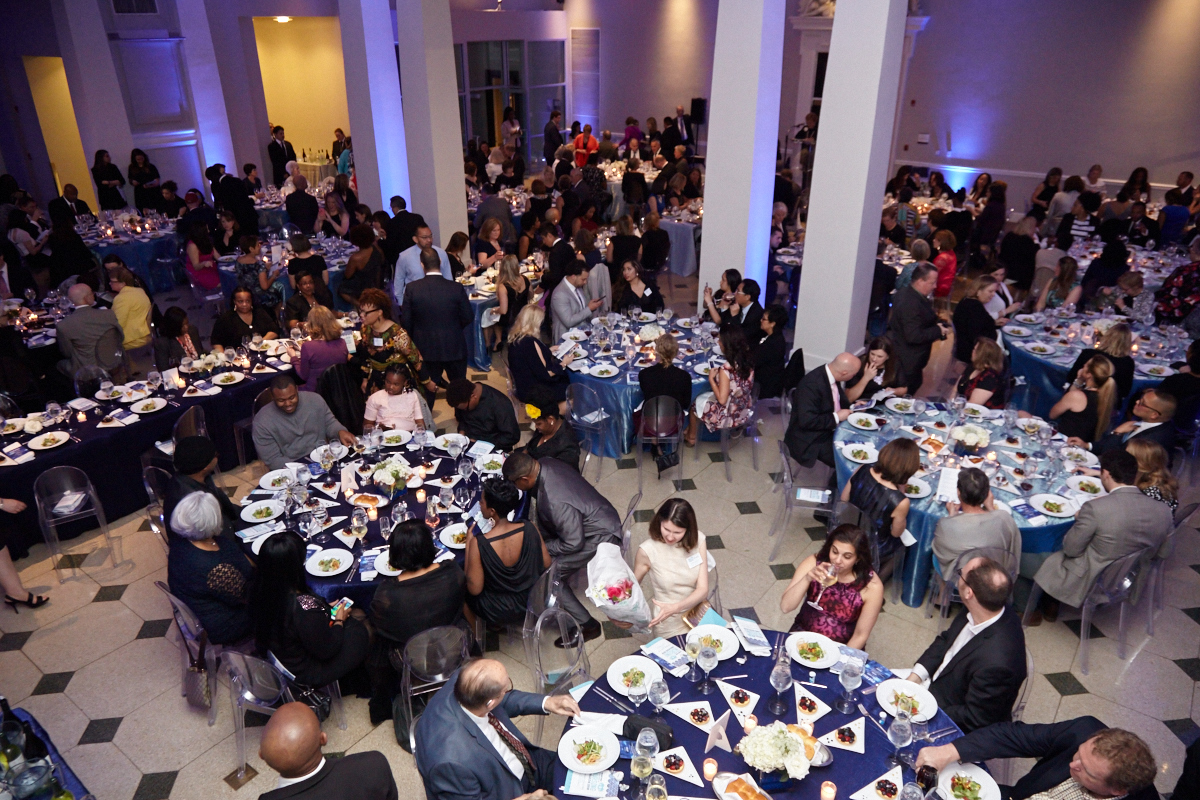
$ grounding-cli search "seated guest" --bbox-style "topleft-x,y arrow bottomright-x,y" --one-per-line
982,263 -> 1022,320
997,217 -> 1039,291
184,222 -> 221,290
167,492 -> 254,645
954,338 -> 1007,409
1035,255 -> 1083,312
286,234 -> 329,291
1049,354 -> 1116,444
614,259 -> 664,315
785,351 -> 860,467
753,306 -> 789,400
414,658 -> 580,800
1127,438 -> 1179,513
640,212 -> 671,274
781,524 -> 884,648
1072,388 -> 1177,457
465,478 -> 551,627
447,378 -> 521,451
252,531 -> 371,689
253,374 -> 356,470
516,212 -> 541,261
846,337 -> 908,403
932,469 -> 1021,579
706,279 -> 765,347
338,224 -> 384,307
153,306 -> 203,369
353,288 -> 432,396
1158,340 -> 1200,410
476,218 -> 506,272
1107,271 -> 1148,318
56,284 -> 123,376
1065,322 -> 1135,404
363,363 -> 425,433
242,163 -> 261,195
840,438 -> 920,578
210,287 -> 281,352
47,183 -> 91,220
213,210 -> 240,256
507,304 -> 573,404
285,272 -> 335,330
702,269 -> 743,322
951,275 -> 1002,364
632,498 -> 712,638
285,175 -> 321,234
932,230 -> 958,298
917,719 -> 1158,800
880,206 -> 906,246
550,261 -> 600,342
1154,237 -> 1200,324
233,235 -> 284,310
445,230 -> 471,279
1030,233 -> 1068,303
1080,239 -> 1130,303
286,305 -> 348,393
639,333 -> 692,415
258,703 -> 397,800
159,180 -> 187,218
519,386 -> 581,471
1056,190 -> 1102,244
904,557 -> 1026,733
686,324 -> 756,445
107,266 -> 152,358
164,436 -> 240,532
1122,201 -> 1161,248
503,453 -> 621,642
494,254 -> 531,348
1027,449 -> 1173,625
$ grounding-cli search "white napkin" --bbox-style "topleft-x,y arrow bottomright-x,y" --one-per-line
571,711 -> 626,735
67,398 -> 98,411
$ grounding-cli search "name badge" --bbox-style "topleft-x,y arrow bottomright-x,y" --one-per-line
686,552 -> 703,569
643,288 -> 652,297
373,338 -> 384,347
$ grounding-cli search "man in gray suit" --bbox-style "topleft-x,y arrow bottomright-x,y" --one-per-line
550,261 -> 600,342
1026,449 -> 1173,625
56,284 -> 124,377
415,658 -> 579,800
504,453 -> 620,643
932,468 -> 1022,579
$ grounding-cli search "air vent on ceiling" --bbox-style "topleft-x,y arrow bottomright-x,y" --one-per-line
113,0 -> 158,14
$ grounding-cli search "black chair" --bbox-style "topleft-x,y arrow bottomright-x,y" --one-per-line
317,362 -> 366,435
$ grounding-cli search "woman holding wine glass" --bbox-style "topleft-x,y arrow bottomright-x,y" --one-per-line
780,525 -> 884,649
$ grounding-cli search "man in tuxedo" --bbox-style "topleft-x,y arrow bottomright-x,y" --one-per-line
415,658 -> 579,800
267,126 -> 297,187
784,351 -> 860,468
887,263 -> 950,394
1069,389 -> 1177,458
206,164 -> 258,234
1123,202 -> 1161,248
539,225 -> 577,300
550,261 -> 600,342
284,175 -> 320,235
542,110 -> 564,165
729,280 -> 765,347
259,702 -> 397,800
384,196 -> 425,267
904,557 -> 1026,733
917,718 -> 1158,800
659,116 -> 682,158
47,185 -> 91,220
674,103 -> 695,150
402,249 -> 473,406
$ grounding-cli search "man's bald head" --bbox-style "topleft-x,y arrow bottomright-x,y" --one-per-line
259,702 -> 326,778
829,352 -> 861,382
67,283 -> 94,307
453,658 -> 511,713
293,174 -> 309,192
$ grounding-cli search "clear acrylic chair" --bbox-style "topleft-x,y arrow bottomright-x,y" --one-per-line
767,440 -> 836,562
154,581 -> 223,725
635,396 -> 685,492
856,509 -> 907,605
223,652 -> 295,782
619,492 -> 643,561
504,373 -> 528,423
524,605 -> 591,745
924,546 -> 1019,624
234,388 -> 275,466
173,405 -> 208,444
1143,502 -> 1197,636
694,385 -> 761,482
707,564 -> 724,615
565,383 -> 608,481
33,466 -> 122,583
392,625 -> 471,753
73,365 -> 112,400
188,272 -> 227,318
1022,546 -> 1156,674
990,647 -> 1036,785
142,466 -> 173,551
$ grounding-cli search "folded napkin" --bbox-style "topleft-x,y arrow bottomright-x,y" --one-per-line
571,711 -> 627,735
67,398 -> 98,411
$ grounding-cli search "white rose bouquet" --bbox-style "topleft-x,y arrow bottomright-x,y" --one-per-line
950,423 -> 990,450
638,323 -> 664,341
373,458 -> 413,497
735,722 -> 812,781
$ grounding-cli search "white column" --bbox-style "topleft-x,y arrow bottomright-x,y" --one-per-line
793,0 -> 908,368
340,0 -> 412,214
394,0 -> 468,244
176,0 -> 235,172
788,17 -> 832,174
698,0 -> 787,294
50,0 -> 135,206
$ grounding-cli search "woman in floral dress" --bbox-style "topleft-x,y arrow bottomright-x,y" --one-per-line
350,288 -> 435,395
685,323 -> 755,445
780,525 -> 884,649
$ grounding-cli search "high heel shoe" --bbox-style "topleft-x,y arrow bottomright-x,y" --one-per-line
4,593 -> 49,613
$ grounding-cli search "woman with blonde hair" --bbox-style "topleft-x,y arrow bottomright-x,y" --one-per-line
492,254 -> 530,352
1066,321 -> 1135,403
951,274 -> 1001,363
1036,256 -> 1082,311
955,338 -> 1007,408
1126,438 -> 1178,512
290,305 -> 349,393
1048,354 -> 1116,443
506,304 -> 574,403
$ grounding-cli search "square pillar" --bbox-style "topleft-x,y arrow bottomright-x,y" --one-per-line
177,0 -> 236,172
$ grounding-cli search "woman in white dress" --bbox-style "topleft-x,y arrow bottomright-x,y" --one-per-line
632,498 -> 712,638
500,106 -> 522,150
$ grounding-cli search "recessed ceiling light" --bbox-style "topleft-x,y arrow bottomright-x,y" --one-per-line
274,16 -> 292,23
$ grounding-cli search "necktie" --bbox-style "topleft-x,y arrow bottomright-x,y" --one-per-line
1122,424 -> 1141,442
488,713 -> 535,779
831,381 -> 841,414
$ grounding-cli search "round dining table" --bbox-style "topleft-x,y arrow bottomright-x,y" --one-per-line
86,231 -> 180,293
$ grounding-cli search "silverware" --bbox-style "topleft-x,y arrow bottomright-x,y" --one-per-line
593,687 -> 636,715
925,727 -> 956,740
667,691 -> 680,703
798,681 -> 827,689
859,703 -> 890,734
718,674 -> 748,681
862,684 -> 878,695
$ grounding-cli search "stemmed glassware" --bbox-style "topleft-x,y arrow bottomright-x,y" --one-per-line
684,639 -> 702,683
627,680 -> 648,715
835,657 -> 863,714
632,727 -> 659,800
950,395 -> 966,422
886,701 -> 914,768
767,654 -> 793,716
807,562 -> 839,611
647,680 -> 669,718
696,645 -> 718,695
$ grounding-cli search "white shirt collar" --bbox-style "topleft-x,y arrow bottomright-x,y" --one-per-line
1134,421 -> 1162,432
824,364 -> 836,385
276,757 -> 325,789
964,607 -> 1003,635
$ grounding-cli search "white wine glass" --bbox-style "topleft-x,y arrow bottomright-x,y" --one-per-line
684,639 -> 702,683
807,561 -> 838,611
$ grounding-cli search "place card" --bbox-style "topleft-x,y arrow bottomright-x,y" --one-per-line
817,716 -> 865,754
467,440 -> 495,457
731,615 -> 771,656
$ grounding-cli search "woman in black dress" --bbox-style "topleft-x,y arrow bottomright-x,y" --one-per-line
167,492 -> 254,644
955,338 -> 1007,409
951,275 -> 1001,363
1029,167 -> 1062,223
475,218 -> 505,272
1065,323 -> 1136,406
464,478 -> 550,627
839,438 -> 918,579
0,496 -> 48,611
614,259 -> 664,315
495,254 -> 530,346
91,150 -> 126,210
210,286 -> 281,351
507,305 -> 573,404
445,231 -> 471,279
127,149 -> 160,213
519,386 -> 581,471
1050,355 -> 1116,444
214,210 -> 240,256
846,336 -> 907,402
338,224 -> 383,307
516,211 -> 541,261
640,212 -> 671,275
606,215 -> 642,281
527,180 -> 553,221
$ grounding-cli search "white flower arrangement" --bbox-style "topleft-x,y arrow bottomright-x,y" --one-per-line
735,722 -> 812,781
950,423 -> 991,449
372,458 -> 413,492
637,323 -> 664,341
1091,317 -> 1119,335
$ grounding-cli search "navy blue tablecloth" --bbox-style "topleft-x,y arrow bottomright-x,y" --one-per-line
12,708 -> 91,799
89,235 -> 179,293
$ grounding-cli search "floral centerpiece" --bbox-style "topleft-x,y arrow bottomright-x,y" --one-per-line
949,423 -> 991,454
637,323 -> 664,341
373,458 -> 413,499
735,722 -> 813,784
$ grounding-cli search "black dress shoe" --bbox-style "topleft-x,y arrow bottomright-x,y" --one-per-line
555,618 -> 603,648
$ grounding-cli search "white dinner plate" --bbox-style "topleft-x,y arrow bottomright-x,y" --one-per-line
305,548 -> 353,577
1024,342 -> 1058,356
885,397 -> 918,414
847,412 -> 883,431
638,312 -> 657,322
1067,475 -> 1107,498
1018,418 -> 1050,436
434,433 -> 469,451
241,500 -> 283,523
94,386 -> 127,401
562,329 -> 588,342
588,364 -> 620,379
381,430 -> 413,447
939,762 -> 1001,800
962,403 -> 991,420
605,654 -> 664,696
686,624 -> 740,661
27,431 -> 70,450
1003,325 -> 1032,337
902,478 -> 932,499
839,442 -> 879,464
439,522 -> 469,549
1137,363 -> 1174,377
475,453 -> 506,474
676,318 -> 695,329
213,371 -> 245,386
557,725 -> 619,775
1060,446 -> 1099,468
1030,493 -> 1078,518
1013,314 -> 1041,324
876,678 -> 938,723
259,468 -> 294,490
374,551 -> 402,576
131,397 -> 167,414
786,631 -> 840,669
695,363 -> 712,376
1,418 -> 27,435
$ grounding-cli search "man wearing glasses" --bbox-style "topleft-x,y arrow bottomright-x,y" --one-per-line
416,658 -> 581,800
1067,389 -> 1177,458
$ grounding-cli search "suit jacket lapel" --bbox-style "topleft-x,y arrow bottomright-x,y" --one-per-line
451,699 -> 519,777
937,613 -> 1005,680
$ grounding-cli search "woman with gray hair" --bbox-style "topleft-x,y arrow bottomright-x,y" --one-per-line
166,492 -> 255,645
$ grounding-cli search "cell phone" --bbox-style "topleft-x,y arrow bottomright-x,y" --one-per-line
329,597 -> 354,618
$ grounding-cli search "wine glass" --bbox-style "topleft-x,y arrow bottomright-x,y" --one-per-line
835,657 -> 863,714
180,356 -> 193,377
684,639 -> 702,683
146,371 -> 162,392
458,456 -> 474,483
768,656 -> 793,716
295,464 -> 312,489
627,681 -> 648,716
646,774 -> 668,800
23,287 -> 36,305
696,645 -> 718,695
45,402 -> 62,423
448,439 -> 464,460
439,486 -> 454,511
886,708 -> 913,768
630,755 -> 653,800
350,508 -> 369,540
950,395 -> 966,422
807,562 -> 838,610
454,484 -> 471,511
329,441 -> 348,462
647,680 -> 669,718
425,498 -> 440,527
1003,404 -> 1018,433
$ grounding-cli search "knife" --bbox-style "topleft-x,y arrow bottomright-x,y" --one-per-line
594,687 -> 636,715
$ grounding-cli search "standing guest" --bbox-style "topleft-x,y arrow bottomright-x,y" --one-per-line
573,124 -> 599,168
494,254 -> 531,348
384,195 -> 425,264
242,163 -> 262,194
1036,255 -> 1083,312
1175,170 -> 1195,206
632,498 -> 711,637
158,181 -> 187,218
167,492 -> 254,645
997,216 -> 1039,291
285,175 -> 320,234
606,215 -> 642,277
519,388 -> 581,471
107,267 -> 152,363
393,225 -> 451,307
445,230 -> 471,279
932,469 -> 1022,579
550,261 -> 601,342
1029,167 -> 1062,222
841,437 -> 920,578
614,259 -> 664,315
500,106 -> 522,149
753,306 -> 790,399
55,284 -> 123,376
503,453 -> 620,642
507,304 -> 573,403
252,374 -> 356,470
931,229 -> 958,298
213,210 -> 240,256
268,126 -> 296,187
1050,354 -> 1116,444
210,287 -> 280,351
337,224 -> 384,307
331,128 -> 351,161
1065,322 -> 1136,404
285,272 -> 334,328
402,249 -> 473,406
639,212 -> 671,275
464,478 -> 551,627
353,287 -> 434,396
1126,438 -> 1179,513
955,338 -> 1007,409
686,324 -> 756,445
91,150 -> 126,210
781,524 -> 884,648
286,234 -> 329,291
233,235 -> 284,309
153,306 -> 203,369
363,364 -> 424,433
447,378 -> 521,451
888,264 -> 951,394
543,110 -> 564,164
288,305 -> 348,393
1154,237 -> 1200,323
163,436 -> 240,532
47,184 -> 91,220
951,275 -> 1002,364
785,351 -> 860,467
127,149 -> 160,213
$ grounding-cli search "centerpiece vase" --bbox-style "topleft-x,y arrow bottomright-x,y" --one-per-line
758,771 -> 795,792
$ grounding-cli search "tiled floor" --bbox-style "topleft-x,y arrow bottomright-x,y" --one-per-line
3,277 -> 1198,798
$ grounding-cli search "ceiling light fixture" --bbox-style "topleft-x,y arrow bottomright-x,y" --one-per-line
274,16 -> 292,23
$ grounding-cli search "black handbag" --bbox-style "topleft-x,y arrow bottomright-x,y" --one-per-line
621,714 -> 674,751
291,684 -> 332,723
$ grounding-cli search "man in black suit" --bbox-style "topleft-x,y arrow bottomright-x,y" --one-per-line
258,702 -> 397,800
538,226 -> 577,299
543,110 -> 564,164
178,189 -> 217,238
917,718 -> 1158,800
887,263 -> 951,394
902,557 -> 1026,733
47,185 -> 91,221
659,116 -> 682,158
650,155 -> 679,196
623,138 -> 650,163
674,103 -> 695,147
729,280 -> 765,347
1069,389 -> 1177,458
383,195 -> 425,267
267,126 -> 297,188
1123,202 -> 1160,248
401,249 -> 473,406
206,164 -> 258,234
285,175 -> 320,235
784,351 -> 860,468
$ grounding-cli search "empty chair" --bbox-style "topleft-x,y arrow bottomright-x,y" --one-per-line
188,269 -> 226,318
1144,502 -> 1199,635
392,625 -> 471,753
635,395 -> 685,492
619,492 -> 643,561
989,647 -> 1037,785
223,653 -> 295,783
73,365 -> 112,400
142,466 -> 172,551
565,383 -> 608,481
767,440 -> 836,562
173,405 -> 208,444
155,581 -> 223,725
524,605 -> 591,745
33,466 -> 122,583
924,546 -> 1019,624
233,387 -> 275,466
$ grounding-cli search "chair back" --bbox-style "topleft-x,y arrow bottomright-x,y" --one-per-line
73,365 -> 112,399
146,503 -> 168,550
142,466 -> 172,506
565,383 -> 604,428
523,567 -> 560,627
402,625 -> 471,683
173,405 -> 208,443
317,362 -> 366,435
640,395 -> 683,437
254,387 -> 275,414
94,326 -> 125,372
620,492 -> 643,558
1011,647 -> 1035,722
1088,546 -> 1154,604
154,580 -> 206,644
224,651 -> 292,708
504,374 -> 525,421
34,466 -> 101,524
529,606 -> 591,689
1174,502 -> 1198,527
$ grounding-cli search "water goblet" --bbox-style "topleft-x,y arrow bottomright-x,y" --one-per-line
458,457 -> 474,483
439,486 -> 454,511
768,656 -> 793,715
886,708 -> 913,768
647,680 -> 669,718
696,645 -> 718,695
454,484 -> 471,511
636,726 -> 660,758
295,464 -> 312,488
835,657 -> 863,714
627,681 -> 649,716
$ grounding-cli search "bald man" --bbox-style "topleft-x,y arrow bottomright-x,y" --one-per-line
56,283 -> 123,377
415,658 -> 578,800
784,351 -> 861,468
258,702 -> 396,800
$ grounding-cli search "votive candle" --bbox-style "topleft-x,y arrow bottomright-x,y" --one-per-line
417,465 -> 427,480
743,715 -> 757,734
367,507 -> 378,521
703,759 -> 718,781
415,489 -> 426,504
821,781 -> 837,800
77,411 -> 87,423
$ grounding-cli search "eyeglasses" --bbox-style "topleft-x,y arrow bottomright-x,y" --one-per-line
360,307 -> 379,316
1136,397 -> 1164,416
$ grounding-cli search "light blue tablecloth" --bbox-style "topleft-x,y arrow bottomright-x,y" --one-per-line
833,406 -> 1076,607
660,219 -> 700,276
466,293 -> 499,371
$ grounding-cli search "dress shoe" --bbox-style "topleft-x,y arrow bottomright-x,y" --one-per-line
1025,610 -> 1043,627
1042,599 -> 1059,623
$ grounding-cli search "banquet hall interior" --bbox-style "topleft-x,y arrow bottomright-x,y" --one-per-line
2,0 -> 1200,799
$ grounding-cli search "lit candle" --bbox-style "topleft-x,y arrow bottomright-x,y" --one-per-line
743,714 -> 757,734
415,489 -> 426,504
417,465 -> 427,480
176,376 -> 186,389
703,759 -> 718,782
77,411 -> 87,423
367,507 -> 378,521
986,452 -> 997,463
821,781 -> 837,800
